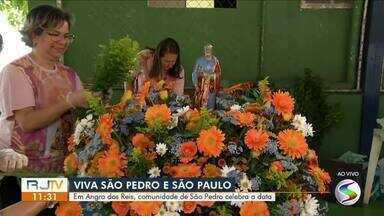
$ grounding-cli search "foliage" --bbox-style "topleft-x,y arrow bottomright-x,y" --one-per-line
63,79 -> 330,216
93,35 -> 139,94
292,69 -> 342,150
0,0 -> 28,29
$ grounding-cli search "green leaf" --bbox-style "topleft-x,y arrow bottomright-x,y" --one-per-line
93,35 -> 140,93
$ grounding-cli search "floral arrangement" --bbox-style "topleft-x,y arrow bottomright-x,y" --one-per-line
56,79 -> 331,216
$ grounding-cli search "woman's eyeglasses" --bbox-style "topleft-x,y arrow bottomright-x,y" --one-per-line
46,31 -> 75,43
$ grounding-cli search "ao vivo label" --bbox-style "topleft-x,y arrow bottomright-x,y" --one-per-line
336,171 -> 360,177
21,178 -> 68,192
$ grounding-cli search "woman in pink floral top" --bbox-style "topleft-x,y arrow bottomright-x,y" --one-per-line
0,5 -> 88,173
133,38 -> 185,95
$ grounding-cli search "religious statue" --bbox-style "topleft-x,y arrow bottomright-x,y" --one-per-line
192,44 -> 221,108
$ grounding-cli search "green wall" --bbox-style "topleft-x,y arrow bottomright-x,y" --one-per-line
29,0 -> 372,159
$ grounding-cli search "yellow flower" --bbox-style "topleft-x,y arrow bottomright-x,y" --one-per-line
159,90 -> 168,100
121,90 -> 133,103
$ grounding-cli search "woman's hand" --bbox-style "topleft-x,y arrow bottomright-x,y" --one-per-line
66,90 -> 88,108
0,148 -> 28,172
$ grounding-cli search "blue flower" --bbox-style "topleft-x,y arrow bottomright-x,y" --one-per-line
169,134 -> 183,157
266,119 -> 274,130
264,106 -> 277,116
78,134 -> 103,164
278,199 -> 303,216
227,170 -> 242,184
251,176 -> 261,191
302,172 -> 317,191
266,140 -> 278,155
282,160 -> 298,172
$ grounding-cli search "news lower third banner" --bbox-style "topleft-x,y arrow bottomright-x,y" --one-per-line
21,178 -> 275,202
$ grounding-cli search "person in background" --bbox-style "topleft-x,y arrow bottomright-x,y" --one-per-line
0,5 -> 88,214
133,37 -> 185,95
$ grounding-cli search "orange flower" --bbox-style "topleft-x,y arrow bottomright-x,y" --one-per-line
270,161 -> 284,172
67,134 -> 76,152
197,126 -> 225,157
244,129 -> 269,153
233,111 -> 255,127
309,165 -> 331,192
180,141 -> 198,163
137,81 -> 151,106
55,201 -> 82,216
132,133 -> 154,150
109,102 -> 126,117
305,149 -> 319,167
272,91 -> 294,118
240,201 -> 270,216
87,152 -> 104,176
96,114 -> 114,145
277,129 -> 308,159
170,163 -> 202,178
145,104 -> 171,128
203,164 -> 221,177
129,201 -> 162,216
98,148 -> 127,177
64,153 -> 78,175
183,201 -> 197,214
112,202 -> 131,216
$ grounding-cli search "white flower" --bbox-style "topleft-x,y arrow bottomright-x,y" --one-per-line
291,114 -> 315,137
300,195 -> 319,216
74,126 -> 82,145
165,201 -> 182,212
155,206 -> 167,216
156,205 -> 180,216
292,114 -> 307,128
167,116 -> 179,130
156,143 -> 168,156
74,114 -> 95,144
148,167 -> 161,178
230,104 -> 242,111
239,174 -> 252,192
230,200 -> 243,207
175,106 -> 190,117
302,123 -> 314,137
221,165 -> 236,177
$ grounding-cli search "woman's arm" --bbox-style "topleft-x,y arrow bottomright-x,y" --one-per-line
0,201 -> 48,216
14,90 -> 88,132
173,69 -> 185,96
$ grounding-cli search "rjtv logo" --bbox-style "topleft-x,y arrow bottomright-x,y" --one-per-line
334,171 -> 361,206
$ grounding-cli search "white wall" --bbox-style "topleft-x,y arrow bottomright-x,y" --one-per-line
0,12 -> 31,71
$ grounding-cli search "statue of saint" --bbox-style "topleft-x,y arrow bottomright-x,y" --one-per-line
192,44 -> 221,108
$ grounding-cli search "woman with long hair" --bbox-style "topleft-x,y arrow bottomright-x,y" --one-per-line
133,37 -> 185,95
